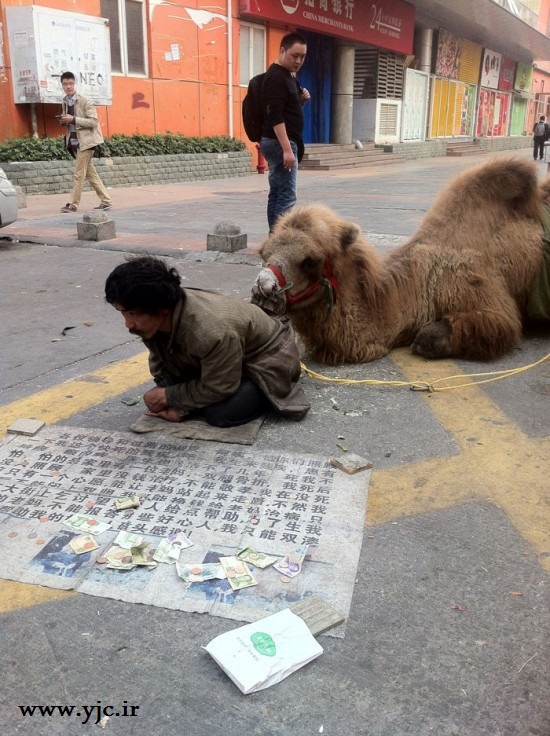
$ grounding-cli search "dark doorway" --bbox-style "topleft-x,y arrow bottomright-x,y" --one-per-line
298,30 -> 333,144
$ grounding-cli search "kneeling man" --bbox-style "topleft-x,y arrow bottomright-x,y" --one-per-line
105,256 -> 310,426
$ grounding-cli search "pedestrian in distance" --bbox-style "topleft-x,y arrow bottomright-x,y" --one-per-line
260,32 -> 310,233
105,256 -> 310,427
532,114 -> 549,161
57,71 -> 112,213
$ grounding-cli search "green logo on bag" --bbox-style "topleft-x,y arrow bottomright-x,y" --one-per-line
250,632 -> 276,657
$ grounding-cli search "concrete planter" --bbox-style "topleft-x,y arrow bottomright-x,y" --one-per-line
0,151 -> 253,195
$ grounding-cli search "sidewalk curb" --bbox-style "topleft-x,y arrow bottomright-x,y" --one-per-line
4,232 -> 263,265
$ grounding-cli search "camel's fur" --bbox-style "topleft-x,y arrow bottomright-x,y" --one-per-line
251,158 -> 546,365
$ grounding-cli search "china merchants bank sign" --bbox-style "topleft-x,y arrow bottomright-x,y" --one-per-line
238,0 -> 415,56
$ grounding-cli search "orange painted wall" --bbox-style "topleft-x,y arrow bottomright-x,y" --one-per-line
103,77 -> 155,137
0,0 -> 297,145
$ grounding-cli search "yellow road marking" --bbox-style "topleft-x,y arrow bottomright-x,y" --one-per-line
0,352 -> 149,611
367,349 -> 550,570
0,353 -> 149,437
0,580 -> 73,613
1,348 -> 548,612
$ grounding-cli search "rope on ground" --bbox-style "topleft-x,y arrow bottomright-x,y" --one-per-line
300,352 -> 550,393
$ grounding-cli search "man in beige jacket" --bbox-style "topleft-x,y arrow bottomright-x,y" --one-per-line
58,71 -> 112,213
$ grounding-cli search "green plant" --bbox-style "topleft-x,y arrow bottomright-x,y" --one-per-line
0,132 -> 246,162
0,136 -> 71,162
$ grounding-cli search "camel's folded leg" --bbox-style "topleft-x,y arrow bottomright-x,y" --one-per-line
411,309 -> 522,361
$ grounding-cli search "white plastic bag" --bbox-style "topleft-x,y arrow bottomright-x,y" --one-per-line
203,608 -> 323,694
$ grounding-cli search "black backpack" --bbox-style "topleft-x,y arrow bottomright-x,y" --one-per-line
242,72 -> 266,143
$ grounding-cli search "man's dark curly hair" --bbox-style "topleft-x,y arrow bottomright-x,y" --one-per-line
105,256 -> 183,314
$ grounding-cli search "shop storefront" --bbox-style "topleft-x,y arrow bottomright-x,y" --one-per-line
475,48 -> 512,137
510,62 -> 534,136
429,30 -> 481,139
238,0 -> 414,144
401,67 -> 430,142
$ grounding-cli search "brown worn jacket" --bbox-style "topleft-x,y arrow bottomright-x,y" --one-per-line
144,289 -> 310,420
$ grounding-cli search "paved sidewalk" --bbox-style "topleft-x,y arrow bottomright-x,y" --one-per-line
4,148 -> 542,259
2,174 -> 270,256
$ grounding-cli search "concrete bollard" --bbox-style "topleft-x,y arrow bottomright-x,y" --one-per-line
76,210 -> 116,241
206,222 -> 247,253
14,185 -> 27,209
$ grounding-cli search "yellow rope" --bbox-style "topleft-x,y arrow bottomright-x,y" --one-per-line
300,352 -> 550,393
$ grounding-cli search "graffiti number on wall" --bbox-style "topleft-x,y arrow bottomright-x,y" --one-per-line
132,92 -> 150,109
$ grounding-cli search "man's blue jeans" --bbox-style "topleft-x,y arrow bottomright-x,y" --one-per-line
261,137 -> 298,232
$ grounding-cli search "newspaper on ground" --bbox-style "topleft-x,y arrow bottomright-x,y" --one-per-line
0,427 -> 370,637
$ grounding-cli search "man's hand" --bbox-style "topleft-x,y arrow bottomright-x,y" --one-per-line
143,387 -> 168,413
283,149 -> 296,171
145,408 -> 182,422
273,122 -> 296,171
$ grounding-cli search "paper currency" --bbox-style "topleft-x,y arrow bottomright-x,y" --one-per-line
167,531 -> 193,549
69,534 -> 99,555
114,531 -> 143,549
219,556 -> 257,590
273,544 -> 309,579
104,545 -> 135,570
153,537 -> 182,564
176,562 -> 226,582
131,543 -> 157,567
114,495 -> 140,510
237,547 -> 279,569
63,514 -> 110,536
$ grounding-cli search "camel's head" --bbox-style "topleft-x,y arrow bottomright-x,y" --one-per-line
251,204 -> 361,315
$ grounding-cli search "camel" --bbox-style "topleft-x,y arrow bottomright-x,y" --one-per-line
250,157 -> 548,365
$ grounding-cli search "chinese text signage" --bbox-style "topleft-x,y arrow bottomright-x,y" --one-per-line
239,0 -> 414,55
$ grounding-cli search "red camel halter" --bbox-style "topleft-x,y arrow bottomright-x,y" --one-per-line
267,262 -> 338,318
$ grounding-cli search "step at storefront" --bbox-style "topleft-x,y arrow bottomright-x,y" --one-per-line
300,143 -> 405,171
